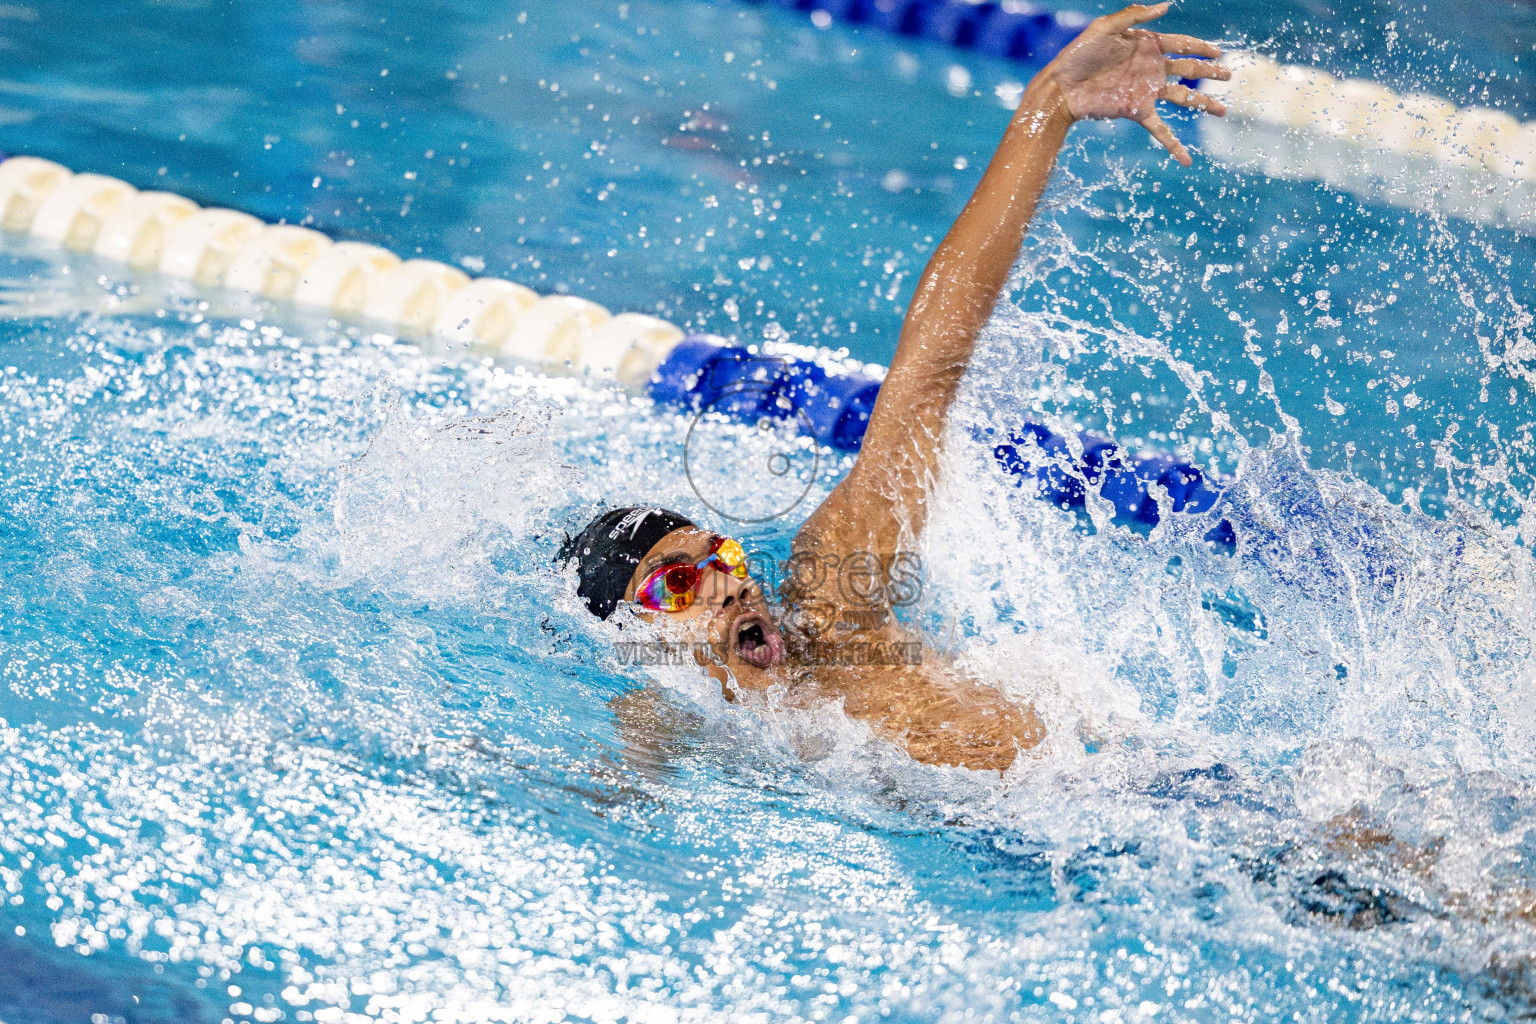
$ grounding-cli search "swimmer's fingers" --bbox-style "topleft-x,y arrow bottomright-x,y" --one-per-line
1156,33 -> 1223,59
1138,111 -> 1192,166
1165,57 -> 1230,82
1099,2 -> 1169,33
1161,82 -> 1227,117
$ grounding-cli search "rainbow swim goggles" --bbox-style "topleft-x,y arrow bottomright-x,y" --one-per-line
635,535 -> 750,612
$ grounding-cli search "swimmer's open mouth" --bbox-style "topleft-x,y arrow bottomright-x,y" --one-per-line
733,612 -> 783,669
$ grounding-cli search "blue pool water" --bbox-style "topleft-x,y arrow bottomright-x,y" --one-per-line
2,1 -> 1536,1021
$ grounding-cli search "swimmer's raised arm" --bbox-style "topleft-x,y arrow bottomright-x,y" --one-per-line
796,3 -> 1228,562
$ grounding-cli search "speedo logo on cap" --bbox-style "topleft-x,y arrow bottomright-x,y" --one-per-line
607,508 -> 658,540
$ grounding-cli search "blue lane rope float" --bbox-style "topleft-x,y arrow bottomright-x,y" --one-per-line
648,335 -> 882,451
647,334 -> 1234,543
742,0 -> 1093,65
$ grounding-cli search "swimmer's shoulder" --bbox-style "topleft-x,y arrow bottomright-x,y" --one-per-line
790,643 -> 1047,773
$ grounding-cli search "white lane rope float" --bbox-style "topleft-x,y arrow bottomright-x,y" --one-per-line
0,155 -> 689,389
1198,53 -> 1536,232
7,53 -> 1530,376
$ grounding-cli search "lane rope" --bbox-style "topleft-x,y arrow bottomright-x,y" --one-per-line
1197,53 -> 1536,232
740,0 -> 1533,229
0,153 -> 1232,538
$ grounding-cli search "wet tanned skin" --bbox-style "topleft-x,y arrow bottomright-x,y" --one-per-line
624,5 -> 1229,773
625,526 -> 1045,773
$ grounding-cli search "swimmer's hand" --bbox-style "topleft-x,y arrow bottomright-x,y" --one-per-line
1042,2 -> 1229,167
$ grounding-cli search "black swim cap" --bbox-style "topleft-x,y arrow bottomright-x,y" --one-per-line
559,506 -> 697,619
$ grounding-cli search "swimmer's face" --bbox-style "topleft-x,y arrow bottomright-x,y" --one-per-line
624,526 -> 784,695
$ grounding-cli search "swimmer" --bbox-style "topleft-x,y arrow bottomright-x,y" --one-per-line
562,4 -> 1231,773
